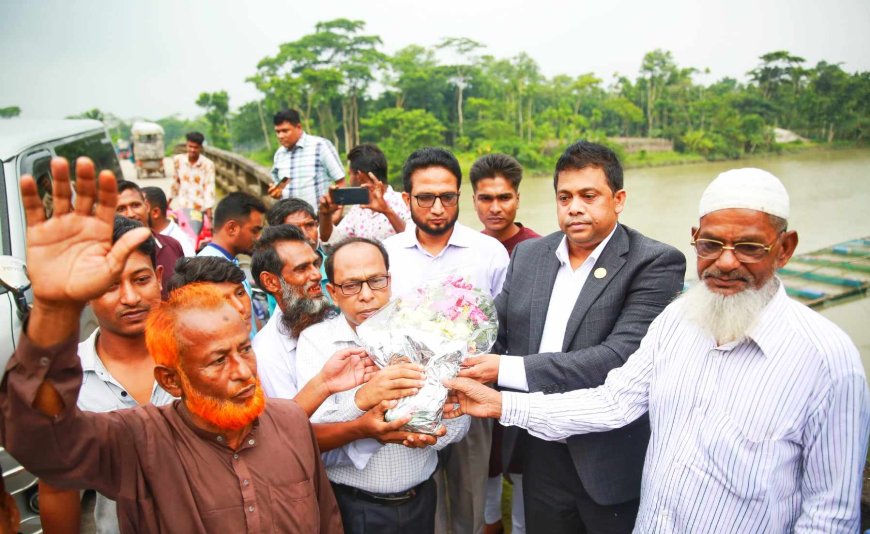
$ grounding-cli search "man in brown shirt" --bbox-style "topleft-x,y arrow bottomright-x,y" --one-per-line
0,157 -> 343,533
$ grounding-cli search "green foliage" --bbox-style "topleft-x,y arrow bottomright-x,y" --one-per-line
218,20 -> 870,167
360,108 -> 446,183
196,91 -> 231,149
0,106 -> 21,118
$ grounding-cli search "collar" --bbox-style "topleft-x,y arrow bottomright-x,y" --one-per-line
266,308 -> 298,352
78,328 -> 100,372
174,400 -> 261,450
330,313 -> 362,345
744,280 -> 792,359
204,242 -> 236,263
394,222 -> 475,250
280,132 -> 309,153
554,224 -> 618,268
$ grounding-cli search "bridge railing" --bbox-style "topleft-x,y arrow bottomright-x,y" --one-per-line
174,144 -> 275,204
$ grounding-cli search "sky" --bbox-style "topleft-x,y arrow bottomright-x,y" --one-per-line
2,0 -> 868,121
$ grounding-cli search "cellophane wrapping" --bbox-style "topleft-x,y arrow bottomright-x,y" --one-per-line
356,275 -> 498,433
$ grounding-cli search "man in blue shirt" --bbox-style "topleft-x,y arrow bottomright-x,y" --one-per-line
197,192 -> 266,336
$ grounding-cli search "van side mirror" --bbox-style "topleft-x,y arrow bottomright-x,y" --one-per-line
0,257 -> 31,317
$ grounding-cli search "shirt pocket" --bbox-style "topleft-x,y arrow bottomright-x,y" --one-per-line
269,478 -> 319,534
694,408 -> 777,501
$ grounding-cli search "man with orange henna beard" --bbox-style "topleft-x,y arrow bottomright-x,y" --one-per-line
0,157 -> 343,533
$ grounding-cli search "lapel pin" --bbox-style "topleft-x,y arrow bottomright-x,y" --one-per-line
594,267 -> 607,279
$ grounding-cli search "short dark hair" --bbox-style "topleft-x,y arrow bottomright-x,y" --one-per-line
469,154 -> 523,191
325,237 -> 390,284
251,225 -> 310,291
348,144 -> 388,183
166,257 -> 246,293
266,197 -> 316,227
113,215 -> 156,267
401,147 -> 462,193
186,131 -> 205,145
116,179 -> 143,198
213,192 -> 266,231
141,186 -> 168,217
553,141 -> 623,193
273,109 -> 302,126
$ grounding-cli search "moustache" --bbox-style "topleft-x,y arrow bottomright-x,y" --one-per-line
702,268 -> 753,283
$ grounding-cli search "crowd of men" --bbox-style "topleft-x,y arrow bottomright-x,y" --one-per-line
0,108 -> 867,534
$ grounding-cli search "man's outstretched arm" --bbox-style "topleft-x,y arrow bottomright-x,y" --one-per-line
0,157 -> 150,497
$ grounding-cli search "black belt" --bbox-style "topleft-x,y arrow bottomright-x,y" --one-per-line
331,478 -> 430,506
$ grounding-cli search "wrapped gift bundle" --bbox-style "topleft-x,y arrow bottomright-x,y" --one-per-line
357,275 -> 498,433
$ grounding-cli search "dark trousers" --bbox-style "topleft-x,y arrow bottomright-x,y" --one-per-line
332,477 -> 436,534
522,436 -> 639,534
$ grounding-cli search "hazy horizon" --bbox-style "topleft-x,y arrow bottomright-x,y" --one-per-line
2,0 -> 868,121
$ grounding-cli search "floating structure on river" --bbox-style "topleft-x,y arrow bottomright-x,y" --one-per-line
779,236 -> 870,309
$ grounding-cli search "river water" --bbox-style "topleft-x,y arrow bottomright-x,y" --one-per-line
458,148 -> 870,374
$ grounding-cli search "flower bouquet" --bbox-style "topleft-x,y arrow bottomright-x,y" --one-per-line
356,274 -> 498,433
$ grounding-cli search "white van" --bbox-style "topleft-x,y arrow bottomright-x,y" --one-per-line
0,119 -> 122,534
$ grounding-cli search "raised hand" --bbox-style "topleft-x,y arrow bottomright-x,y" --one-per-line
320,347 -> 377,394
354,363 -> 425,411
442,377 -> 503,419
22,158 -> 150,308
360,172 -> 389,214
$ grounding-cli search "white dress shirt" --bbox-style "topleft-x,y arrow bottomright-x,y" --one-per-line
501,282 -> 870,533
498,227 -> 616,391
253,309 -> 298,399
253,309 -> 359,469
159,220 -> 196,257
382,222 -> 509,300
296,314 -> 471,494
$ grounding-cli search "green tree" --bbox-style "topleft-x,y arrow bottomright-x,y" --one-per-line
360,108 -> 445,183
196,91 -> 231,149
437,37 -> 484,140
0,106 -> 21,118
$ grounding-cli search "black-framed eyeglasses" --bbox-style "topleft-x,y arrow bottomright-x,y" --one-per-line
332,274 -> 391,296
413,193 -> 460,208
690,233 -> 780,263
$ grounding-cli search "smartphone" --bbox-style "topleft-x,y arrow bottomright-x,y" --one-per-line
332,187 -> 370,205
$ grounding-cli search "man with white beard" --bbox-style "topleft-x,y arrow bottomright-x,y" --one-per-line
445,168 -> 870,533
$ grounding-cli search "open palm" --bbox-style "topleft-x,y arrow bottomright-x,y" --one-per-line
22,158 -> 150,306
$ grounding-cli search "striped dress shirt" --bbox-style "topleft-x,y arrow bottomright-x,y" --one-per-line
501,282 -> 870,533
271,132 -> 345,211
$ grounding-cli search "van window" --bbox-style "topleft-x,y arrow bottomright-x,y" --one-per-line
55,131 -> 122,183
19,151 -> 54,221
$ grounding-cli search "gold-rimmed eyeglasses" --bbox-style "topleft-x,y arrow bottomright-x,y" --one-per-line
690,233 -> 779,263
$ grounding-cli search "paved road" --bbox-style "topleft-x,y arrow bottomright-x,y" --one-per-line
120,157 -> 175,195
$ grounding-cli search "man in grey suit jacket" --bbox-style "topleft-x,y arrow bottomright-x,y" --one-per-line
460,141 -> 685,533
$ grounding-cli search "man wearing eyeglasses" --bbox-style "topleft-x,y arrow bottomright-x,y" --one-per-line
294,237 -> 471,533
446,168 -> 870,533
456,141 -> 685,534
382,147 -> 510,534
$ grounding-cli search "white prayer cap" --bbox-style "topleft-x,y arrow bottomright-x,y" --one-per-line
698,168 -> 789,219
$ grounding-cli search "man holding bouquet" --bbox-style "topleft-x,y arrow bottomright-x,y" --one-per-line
295,237 -> 471,533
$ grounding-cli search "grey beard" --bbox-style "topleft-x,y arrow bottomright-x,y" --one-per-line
681,277 -> 779,345
277,278 -> 333,335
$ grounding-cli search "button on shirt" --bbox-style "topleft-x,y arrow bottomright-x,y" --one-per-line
500,283 -> 870,533
382,222 -> 509,300
271,133 -> 345,211
499,227 -> 616,392
296,314 -> 471,494
325,186 -> 411,244
171,154 -> 216,211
